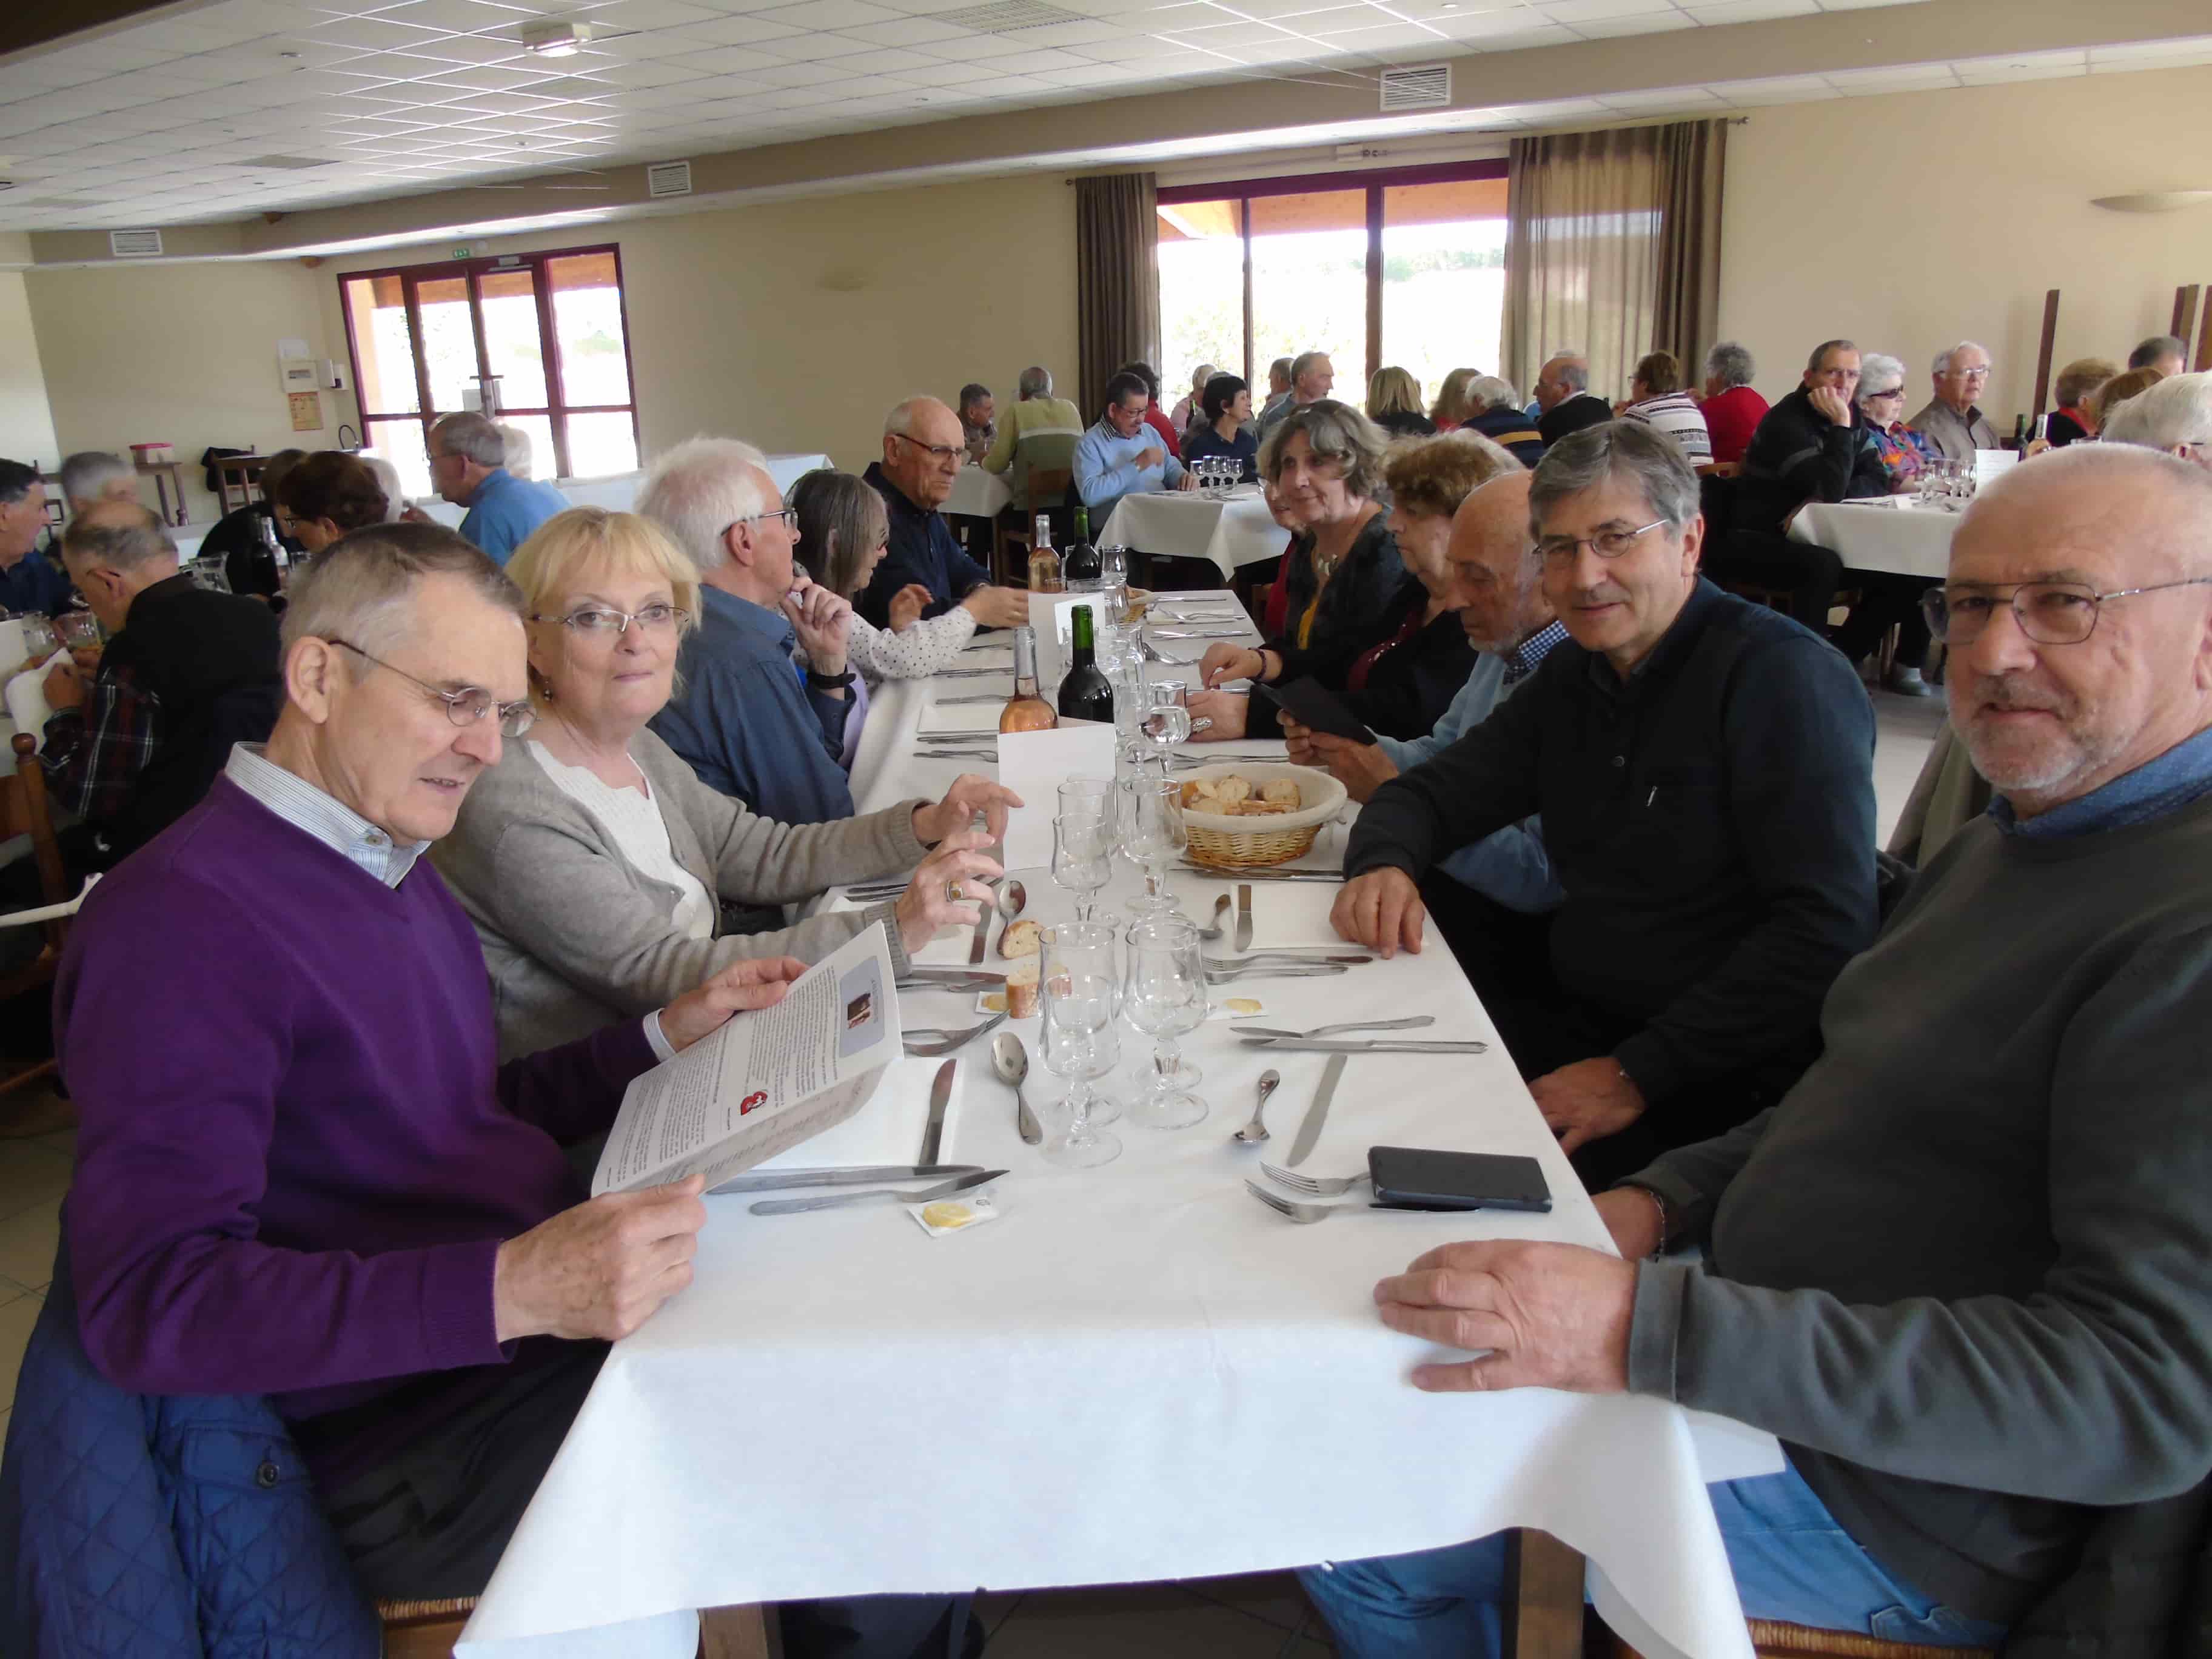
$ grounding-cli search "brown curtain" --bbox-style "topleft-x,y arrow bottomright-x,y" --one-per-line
1503,119 -> 1727,402
1075,173 -> 1161,422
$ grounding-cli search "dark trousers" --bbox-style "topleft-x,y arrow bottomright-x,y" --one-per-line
1421,873 -> 1779,1190
1706,531 -> 1842,634
300,1342 -> 976,1658
1834,572 -> 1933,672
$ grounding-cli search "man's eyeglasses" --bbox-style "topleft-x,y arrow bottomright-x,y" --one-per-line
531,603 -> 689,637
890,432 -> 965,464
1922,576 -> 2212,646
1537,520 -> 1667,568
327,638 -> 535,736
722,507 -> 799,539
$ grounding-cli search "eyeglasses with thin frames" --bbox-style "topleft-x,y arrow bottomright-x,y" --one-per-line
720,506 -> 799,540
890,432 -> 965,464
528,603 -> 689,638
1537,520 -> 1668,568
1922,576 -> 2212,646
328,638 -> 536,737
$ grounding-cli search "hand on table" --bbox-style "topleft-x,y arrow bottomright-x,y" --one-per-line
1590,1187 -> 1666,1262
1200,643 -> 1265,689
1306,732 -> 1396,803
888,583 -> 934,633
893,831 -> 1005,954
1375,1239 -> 1635,1394
1332,867 -> 1425,958
42,656 -> 84,713
1185,688 -> 1247,740
961,585 -> 1031,629
1528,1057 -> 1646,1156
1174,471 -> 1199,493
1808,386 -> 1853,427
660,955 -> 808,1053
913,774 -> 1022,848
493,1175 -> 709,1343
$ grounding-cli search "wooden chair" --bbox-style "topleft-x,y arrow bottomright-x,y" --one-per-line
0,732 -> 73,1101
994,466 -> 1074,585
378,1598 -> 774,1658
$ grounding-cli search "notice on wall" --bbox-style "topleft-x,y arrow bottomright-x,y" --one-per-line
288,391 -> 321,432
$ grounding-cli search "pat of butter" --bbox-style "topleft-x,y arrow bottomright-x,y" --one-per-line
908,1195 -> 1004,1238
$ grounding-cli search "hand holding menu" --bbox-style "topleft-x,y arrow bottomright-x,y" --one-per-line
592,924 -> 904,1196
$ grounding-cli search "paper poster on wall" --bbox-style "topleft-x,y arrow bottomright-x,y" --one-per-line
288,391 -> 321,432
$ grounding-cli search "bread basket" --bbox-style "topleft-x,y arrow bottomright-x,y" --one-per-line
1176,761 -> 1346,870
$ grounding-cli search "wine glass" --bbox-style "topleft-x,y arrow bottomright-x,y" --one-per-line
1038,921 -> 1123,1169
1050,811 -> 1112,921
1058,776 -> 1114,825
1140,682 -> 1193,776
17,615 -> 56,666
1118,774 -> 1187,916
1122,915 -> 1208,1130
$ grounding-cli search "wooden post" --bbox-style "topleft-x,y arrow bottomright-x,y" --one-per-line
1514,1530 -> 1587,1659
2197,292 -> 2212,372
2173,284 -> 2202,350
2030,289 -> 2060,415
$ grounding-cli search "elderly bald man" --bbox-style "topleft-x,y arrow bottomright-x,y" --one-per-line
1908,340 -> 2000,461
857,395 -> 1028,631
1302,443 -> 2212,1658
2100,369 -> 2212,467
1532,352 -> 1610,446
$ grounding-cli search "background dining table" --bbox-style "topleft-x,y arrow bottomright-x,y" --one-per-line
1788,497 -> 1960,580
453,602 -> 1779,1659
1099,486 -> 1292,582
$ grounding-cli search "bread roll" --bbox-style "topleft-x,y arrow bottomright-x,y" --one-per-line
1004,958 -> 1041,1018
1212,775 -> 1253,804
1181,780 -> 1211,808
1259,779 -> 1301,806
998,919 -> 1042,959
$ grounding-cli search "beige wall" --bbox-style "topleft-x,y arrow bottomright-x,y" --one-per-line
22,260 -> 350,523
0,272 -> 61,469
1715,64 -> 2212,426
314,170 -> 1078,480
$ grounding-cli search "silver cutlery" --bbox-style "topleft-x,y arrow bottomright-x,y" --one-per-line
751,1168 -> 1003,1216
1233,1016 -> 1435,1041
1208,950 -> 1372,965
1261,1160 -> 1369,1197
931,694 -> 1010,705
1196,893 -> 1230,942
1238,1037 -> 1489,1055
991,1030 -> 1042,1147
919,1059 -> 956,1162
711,1164 -> 981,1195
1202,964 -> 1349,984
1243,1178 -> 1350,1225
930,669 -> 1006,679
1286,1053 -> 1347,1168
903,1012 -> 1008,1057
1148,627 -> 1248,640
1235,882 -> 1253,951
898,967 -> 1005,985
919,729 -> 1000,740
1232,1069 -> 1281,1145
1179,863 -> 1339,883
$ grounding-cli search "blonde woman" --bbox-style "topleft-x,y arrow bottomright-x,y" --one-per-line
1430,366 -> 1481,432
434,506 -> 1015,1059
1366,366 -> 1436,440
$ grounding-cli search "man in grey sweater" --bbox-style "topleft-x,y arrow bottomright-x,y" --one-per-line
1300,444 -> 2212,1654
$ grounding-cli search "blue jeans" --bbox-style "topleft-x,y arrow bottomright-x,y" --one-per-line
1298,1461 -> 2009,1658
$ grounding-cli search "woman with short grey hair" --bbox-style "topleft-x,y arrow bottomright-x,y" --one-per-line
1840,354 -> 1940,695
786,468 -> 980,687
1854,352 -> 1935,489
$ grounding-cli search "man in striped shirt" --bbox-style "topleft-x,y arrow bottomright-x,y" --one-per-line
1619,350 -> 1713,466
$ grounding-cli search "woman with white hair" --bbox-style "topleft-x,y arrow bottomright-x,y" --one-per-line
1854,352 -> 1936,489
1839,353 -> 1939,696
434,505 -> 1015,1061
1168,361 -> 1215,438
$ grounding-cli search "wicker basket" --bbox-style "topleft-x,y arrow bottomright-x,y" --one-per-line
1178,762 -> 1347,870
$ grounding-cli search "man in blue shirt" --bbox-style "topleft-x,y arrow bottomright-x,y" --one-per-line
0,458 -> 79,617
857,396 -> 1027,631
430,412 -> 569,566
637,436 -> 857,827
1073,370 -> 1196,531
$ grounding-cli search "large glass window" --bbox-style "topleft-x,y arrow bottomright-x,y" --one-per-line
1159,161 -> 1507,423
338,242 -> 641,495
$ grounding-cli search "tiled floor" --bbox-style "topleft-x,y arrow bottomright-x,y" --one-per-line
0,692 -> 1938,1644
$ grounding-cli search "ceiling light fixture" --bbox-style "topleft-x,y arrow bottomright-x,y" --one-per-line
2090,190 -> 2212,213
520,20 -> 593,56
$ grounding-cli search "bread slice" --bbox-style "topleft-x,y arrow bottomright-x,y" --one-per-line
1004,957 -> 1041,1018
998,918 -> 1043,959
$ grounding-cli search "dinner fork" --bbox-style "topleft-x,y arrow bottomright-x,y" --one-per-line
1232,1016 -> 1434,1041
902,1011 -> 1007,1057
1243,1179 -> 1352,1224
1261,1161 -> 1370,1198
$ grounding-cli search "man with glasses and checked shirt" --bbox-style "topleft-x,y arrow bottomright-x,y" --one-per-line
1301,440 -> 2212,1659
858,395 -> 1030,632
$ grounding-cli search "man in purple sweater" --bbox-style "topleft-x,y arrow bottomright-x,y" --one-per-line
53,526 -> 811,1607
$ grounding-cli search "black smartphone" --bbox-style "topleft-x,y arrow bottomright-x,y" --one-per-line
1367,1146 -> 1553,1213
1253,678 -> 1375,744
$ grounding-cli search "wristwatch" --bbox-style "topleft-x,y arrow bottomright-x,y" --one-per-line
811,668 -> 857,689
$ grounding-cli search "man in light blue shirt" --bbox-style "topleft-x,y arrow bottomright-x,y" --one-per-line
1073,370 -> 1195,529
431,412 -> 569,566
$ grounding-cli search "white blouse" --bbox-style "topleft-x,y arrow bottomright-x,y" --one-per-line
529,742 -> 716,941
840,605 -> 980,682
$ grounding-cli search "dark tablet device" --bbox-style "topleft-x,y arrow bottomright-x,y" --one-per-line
1253,678 -> 1375,744
1367,1146 -> 1553,1213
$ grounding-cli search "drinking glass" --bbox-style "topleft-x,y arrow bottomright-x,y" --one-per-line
1122,915 -> 1208,1129
56,612 -> 101,651
1039,922 -> 1123,1168
17,615 -> 56,665
1059,776 -> 1114,825
1118,774 -> 1187,916
1050,811 -> 1113,921
1139,681 -> 1193,776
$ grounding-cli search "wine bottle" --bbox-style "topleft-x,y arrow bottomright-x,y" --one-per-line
1056,603 -> 1114,724
2013,413 -> 2032,454
1062,505 -> 1101,585
999,626 -> 1059,732
1027,514 -> 1063,594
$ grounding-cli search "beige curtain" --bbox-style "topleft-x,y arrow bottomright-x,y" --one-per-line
1504,119 -> 1728,402
1075,173 -> 1161,422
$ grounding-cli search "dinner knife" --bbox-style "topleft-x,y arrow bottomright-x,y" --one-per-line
1235,883 -> 1253,952
1286,1053 -> 1347,1168
967,897 -> 992,965
931,694 -> 1011,705
748,1167 -> 1003,1216
711,1164 -> 982,1195
1184,863 -> 1341,884
919,1058 -> 956,1164
1238,1039 -> 1490,1055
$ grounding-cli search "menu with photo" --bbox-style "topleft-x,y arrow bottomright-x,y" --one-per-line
591,924 -> 904,1196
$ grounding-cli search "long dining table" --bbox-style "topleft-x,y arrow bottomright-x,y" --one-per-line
454,594 -> 1778,1659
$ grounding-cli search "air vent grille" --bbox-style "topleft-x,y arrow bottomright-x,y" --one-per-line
1379,63 -> 1450,111
109,229 -> 163,257
646,159 -> 692,198
937,1 -> 1084,32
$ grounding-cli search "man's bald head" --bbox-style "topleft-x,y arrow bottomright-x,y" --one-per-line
1944,443 -> 2212,816
881,395 -> 965,509
1446,470 -> 1552,652
61,499 -> 174,569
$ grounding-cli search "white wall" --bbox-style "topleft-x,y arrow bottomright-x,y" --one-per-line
0,270 -> 61,469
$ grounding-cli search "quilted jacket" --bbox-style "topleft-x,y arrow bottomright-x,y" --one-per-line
0,1232 -> 380,1658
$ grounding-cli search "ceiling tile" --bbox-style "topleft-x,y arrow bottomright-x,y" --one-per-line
834,15 -> 972,42
828,45 -> 948,70
1535,0 -> 1673,21
1712,72 -> 1834,101
976,45 -> 1109,69
1681,0 -> 1817,24
658,14 -> 810,44
672,42 -> 792,70
570,0 -> 734,25
1566,10 -> 1692,34
749,0 -> 907,24
749,57 -> 873,83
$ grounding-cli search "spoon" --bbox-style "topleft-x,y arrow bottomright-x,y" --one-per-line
992,1029 -> 1042,1146
1233,1069 -> 1281,1145
1196,892 -> 1231,942
995,877 -> 1028,921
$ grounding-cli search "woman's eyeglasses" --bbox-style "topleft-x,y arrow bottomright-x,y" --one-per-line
532,604 -> 689,637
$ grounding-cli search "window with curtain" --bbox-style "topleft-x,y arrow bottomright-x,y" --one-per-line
1158,160 -> 1507,417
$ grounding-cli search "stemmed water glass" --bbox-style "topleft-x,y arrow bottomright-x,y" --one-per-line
1050,812 -> 1112,922
1059,776 -> 1114,825
1122,915 -> 1208,1130
1139,682 -> 1193,776
1039,921 -> 1123,1168
1118,774 -> 1187,916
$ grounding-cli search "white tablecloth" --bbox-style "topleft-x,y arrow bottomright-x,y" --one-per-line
457,626 -> 1776,1659
943,465 -> 1012,520
1101,488 -> 1292,579
1788,499 -> 1960,580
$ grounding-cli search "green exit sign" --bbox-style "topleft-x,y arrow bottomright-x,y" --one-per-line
450,244 -> 475,259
